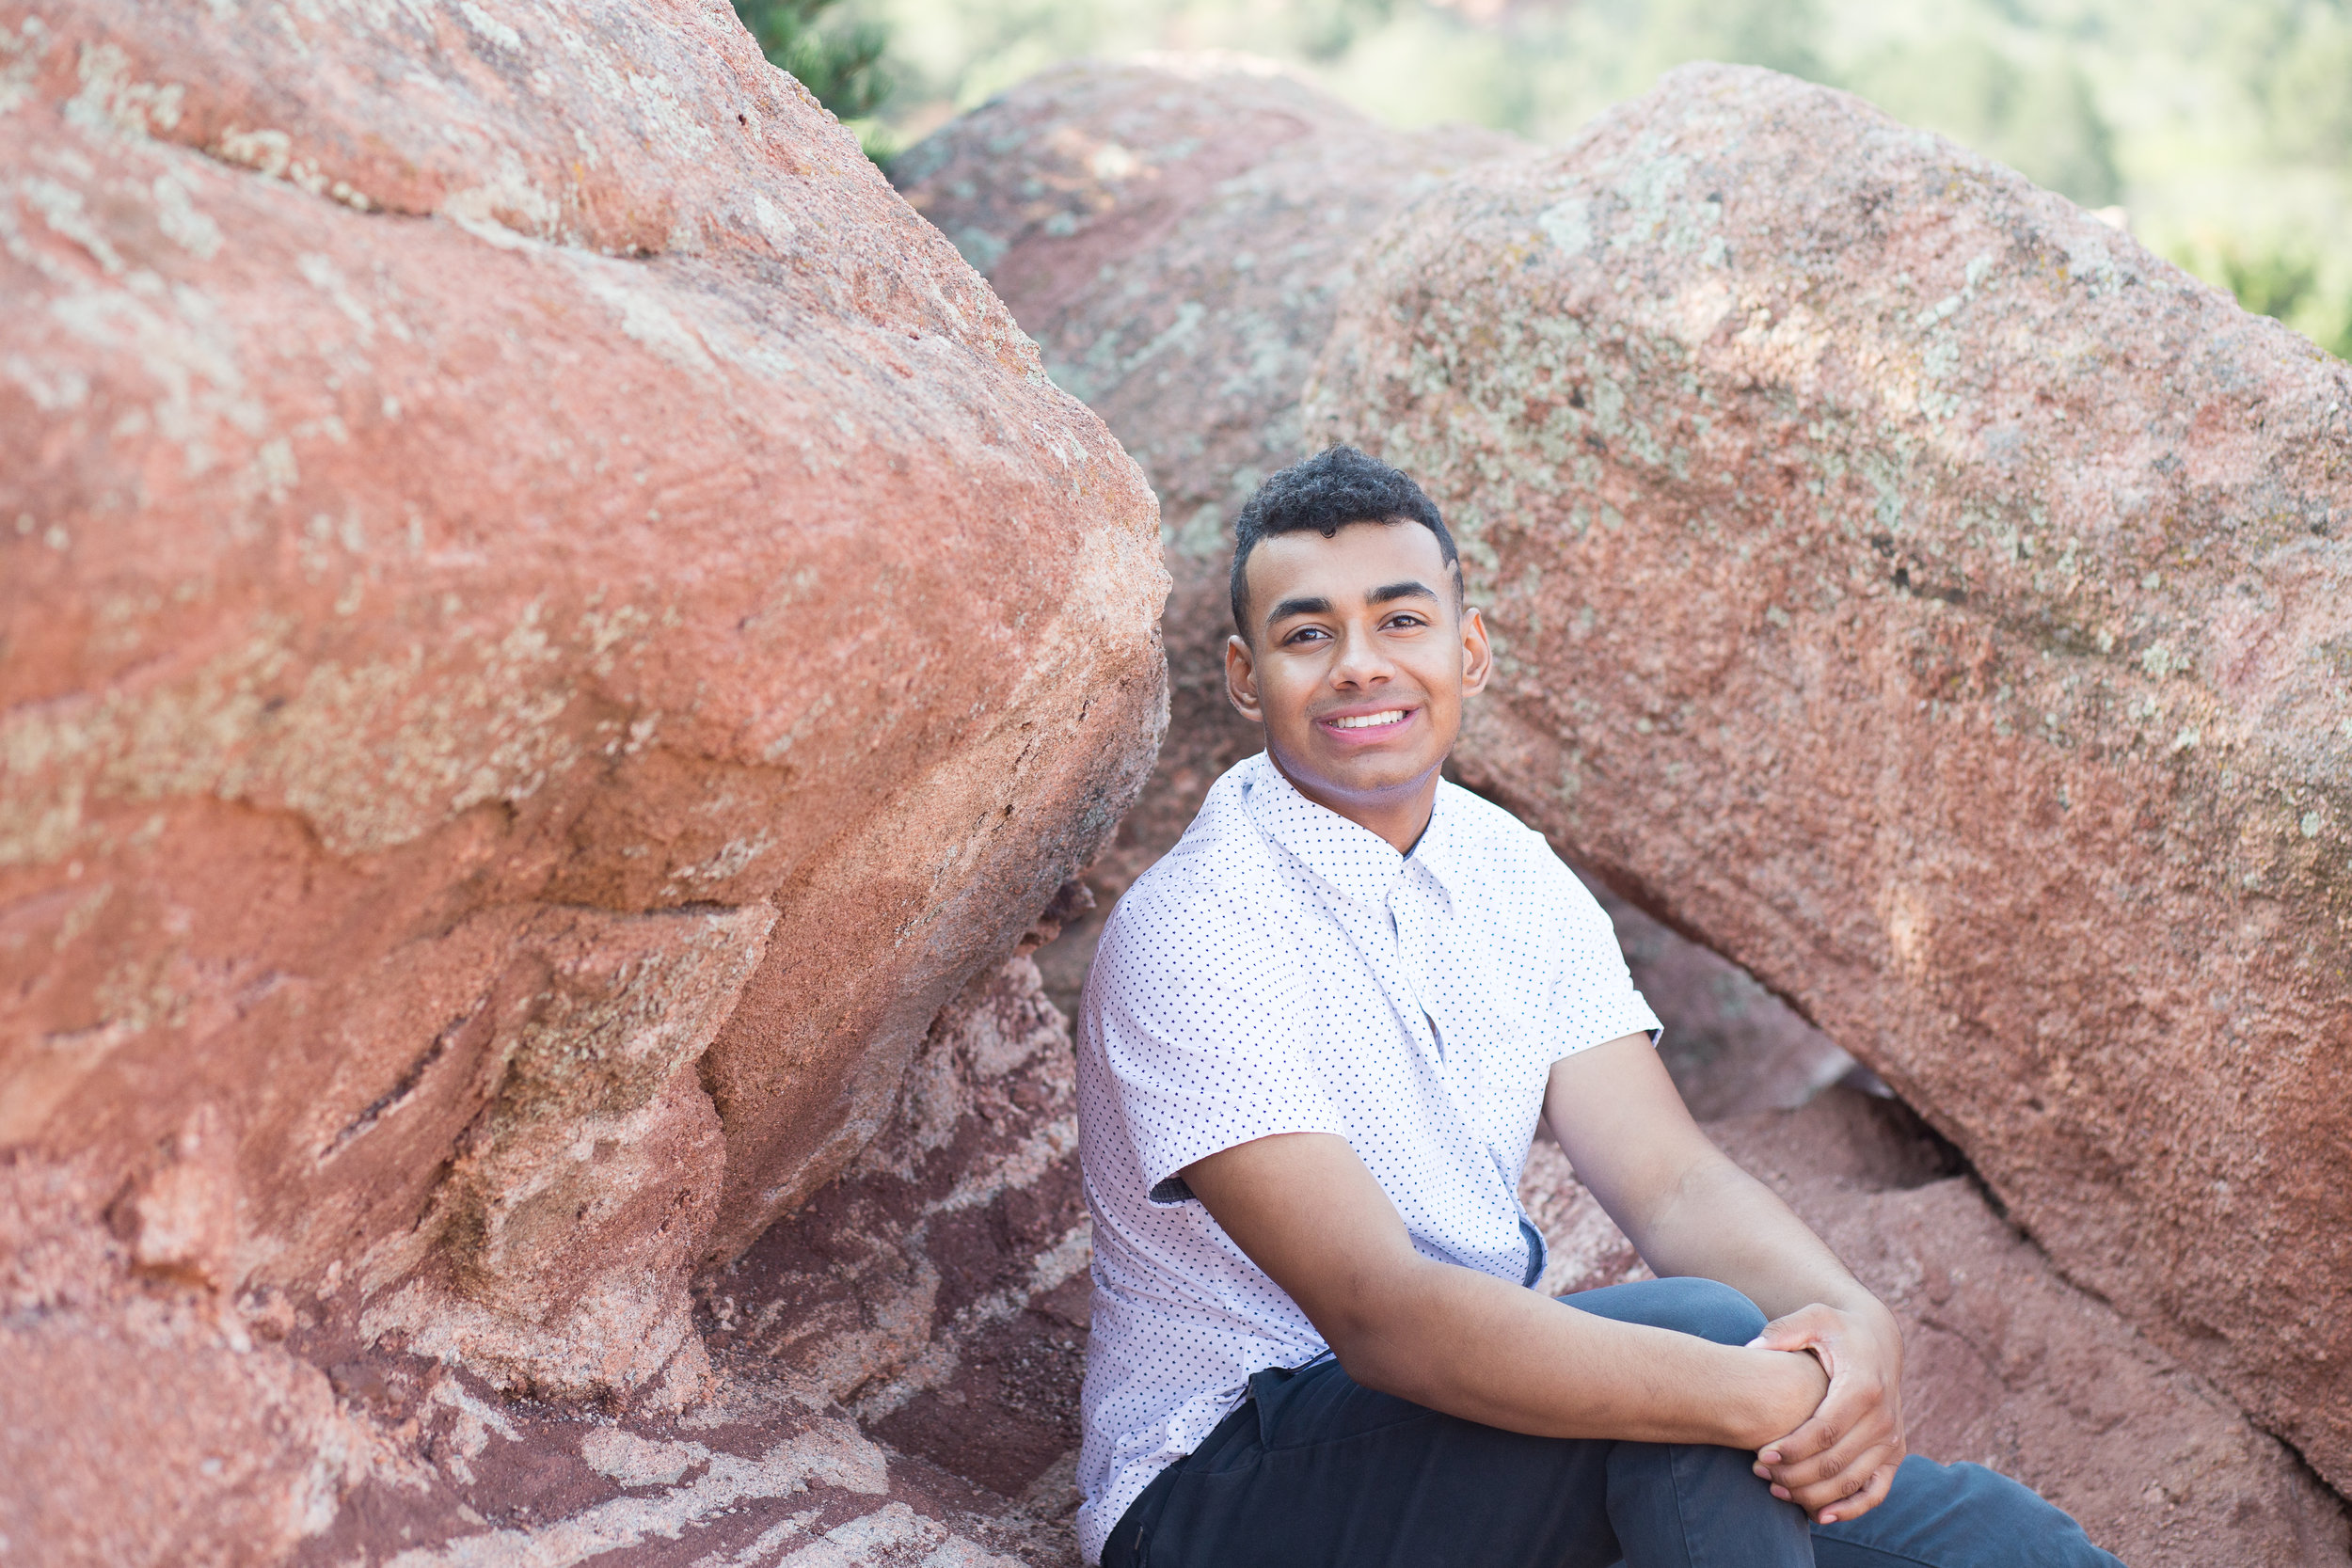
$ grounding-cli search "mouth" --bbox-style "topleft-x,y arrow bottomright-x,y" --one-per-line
1318,707 -> 1413,735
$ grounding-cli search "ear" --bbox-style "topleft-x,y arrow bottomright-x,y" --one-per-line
1459,607 -> 1492,697
1225,633 -> 1265,723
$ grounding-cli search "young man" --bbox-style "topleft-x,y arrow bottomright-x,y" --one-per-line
1072,448 -> 2123,1567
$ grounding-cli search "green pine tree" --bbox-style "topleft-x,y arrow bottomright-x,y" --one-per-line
734,0 -> 894,158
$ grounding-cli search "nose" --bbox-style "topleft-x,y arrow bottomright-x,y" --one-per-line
1327,621 -> 1398,689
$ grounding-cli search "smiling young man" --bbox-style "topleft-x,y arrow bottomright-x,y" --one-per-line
1070,448 -> 2124,1568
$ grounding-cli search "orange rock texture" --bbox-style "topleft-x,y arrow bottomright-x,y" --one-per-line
1309,61 -> 2352,1497
0,0 -> 1163,1554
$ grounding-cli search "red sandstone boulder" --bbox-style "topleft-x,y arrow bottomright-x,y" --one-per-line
1,0 -> 1162,1553
1310,61 -> 2352,1494
1522,1092 -> 2352,1567
1584,877 -> 1855,1118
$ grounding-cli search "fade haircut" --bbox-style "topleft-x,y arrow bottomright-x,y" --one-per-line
1229,446 -> 1462,640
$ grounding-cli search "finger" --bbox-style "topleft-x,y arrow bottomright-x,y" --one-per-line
1785,1453 -> 1880,1513
1745,1305 -> 1839,1353
1756,1394 -> 1851,1468
1757,1418 -> 1836,1470
1759,1362 -> 1888,1468
1785,1437 -> 1902,1510
1820,1461 -> 1899,1526
1784,1447 -> 1897,1516
1766,1415 -> 1888,1490
1815,1458 -> 1900,1527
1762,1396 -> 1895,1490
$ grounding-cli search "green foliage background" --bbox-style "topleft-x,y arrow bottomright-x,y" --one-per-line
733,0 -> 897,155
755,0 -> 2352,357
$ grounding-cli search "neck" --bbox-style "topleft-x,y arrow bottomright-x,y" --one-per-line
1267,750 -> 1441,855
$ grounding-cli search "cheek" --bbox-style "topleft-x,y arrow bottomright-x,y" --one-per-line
1259,661 -> 1325,720
1403,650 -> 1466,699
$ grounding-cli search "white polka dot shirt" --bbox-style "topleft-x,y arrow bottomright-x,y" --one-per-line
1073,752 -> 1662,1562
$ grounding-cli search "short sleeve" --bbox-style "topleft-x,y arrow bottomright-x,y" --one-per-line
1088,881 -> 1343,1198
1536,853 -> 1663,1062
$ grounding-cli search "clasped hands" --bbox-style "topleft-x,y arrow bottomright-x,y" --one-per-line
1747,1301 -> 1907,1526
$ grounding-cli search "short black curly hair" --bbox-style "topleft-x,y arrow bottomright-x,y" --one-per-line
1229,447 -> 1460,640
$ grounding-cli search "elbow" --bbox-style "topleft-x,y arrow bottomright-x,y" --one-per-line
1312,1276 -> 1443,1403
1329,1338 -> 1424,1403
1314,1311 -> 1389,1388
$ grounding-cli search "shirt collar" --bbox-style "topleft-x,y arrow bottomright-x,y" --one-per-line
1240,752 -> 1461,911
1406,784 -> 1466,901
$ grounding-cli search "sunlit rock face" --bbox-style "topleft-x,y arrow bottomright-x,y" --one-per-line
893,58 -> 1522,996
0,0 -> 1163,1552
1308,60 -> 2352,1495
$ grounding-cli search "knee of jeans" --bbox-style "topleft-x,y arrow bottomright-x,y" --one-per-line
1656,1276 -> 1769,1347
1939,1460 -> 2100,1536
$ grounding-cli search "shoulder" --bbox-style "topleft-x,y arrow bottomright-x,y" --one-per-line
1431,783 -> 1610,924
1094,760 -> 1288,985
1433,781 -> 1573,883
1434,778 -> 1549,849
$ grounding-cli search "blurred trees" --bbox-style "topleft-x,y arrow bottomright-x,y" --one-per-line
1844,38 -> 2120,207
2232,0 -> 2352,165
809,0 -> 2350,358
733,0 -> 896,156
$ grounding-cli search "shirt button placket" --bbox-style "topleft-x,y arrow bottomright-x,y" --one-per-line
1390,886 -> 1441,1064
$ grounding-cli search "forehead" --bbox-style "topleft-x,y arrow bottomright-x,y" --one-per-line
1246,521 -> 1450,610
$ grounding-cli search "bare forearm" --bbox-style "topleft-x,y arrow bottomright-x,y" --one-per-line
1334,1253 -> 1826,1449
1180,1123 -> 1835,1457
1630,1155 -> 1885,1326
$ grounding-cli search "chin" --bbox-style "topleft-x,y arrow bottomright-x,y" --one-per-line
1296,748 -> 1441,801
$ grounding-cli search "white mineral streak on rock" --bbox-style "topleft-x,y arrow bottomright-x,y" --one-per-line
383,1423 -> 889,1568
580,1426 -> 715,1487
772,1502 -> 1026,1568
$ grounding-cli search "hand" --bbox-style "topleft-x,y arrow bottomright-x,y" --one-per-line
1748,1302 -> 1906,1526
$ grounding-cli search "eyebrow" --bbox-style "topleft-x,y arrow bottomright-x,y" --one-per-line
1265,580 -> 1441,628
1267,594 -> 1333,623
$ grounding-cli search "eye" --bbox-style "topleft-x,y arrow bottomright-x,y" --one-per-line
1282,625 -> 1331,645
1383,610 -> 1429,630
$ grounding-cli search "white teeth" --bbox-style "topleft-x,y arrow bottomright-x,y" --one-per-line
1331,710 -> 1406,729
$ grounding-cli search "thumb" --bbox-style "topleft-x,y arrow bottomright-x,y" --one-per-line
1745,1306 -> 1833,1353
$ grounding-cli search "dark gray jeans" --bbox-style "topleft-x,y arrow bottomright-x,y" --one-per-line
1100,1276 -> 2123,1568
